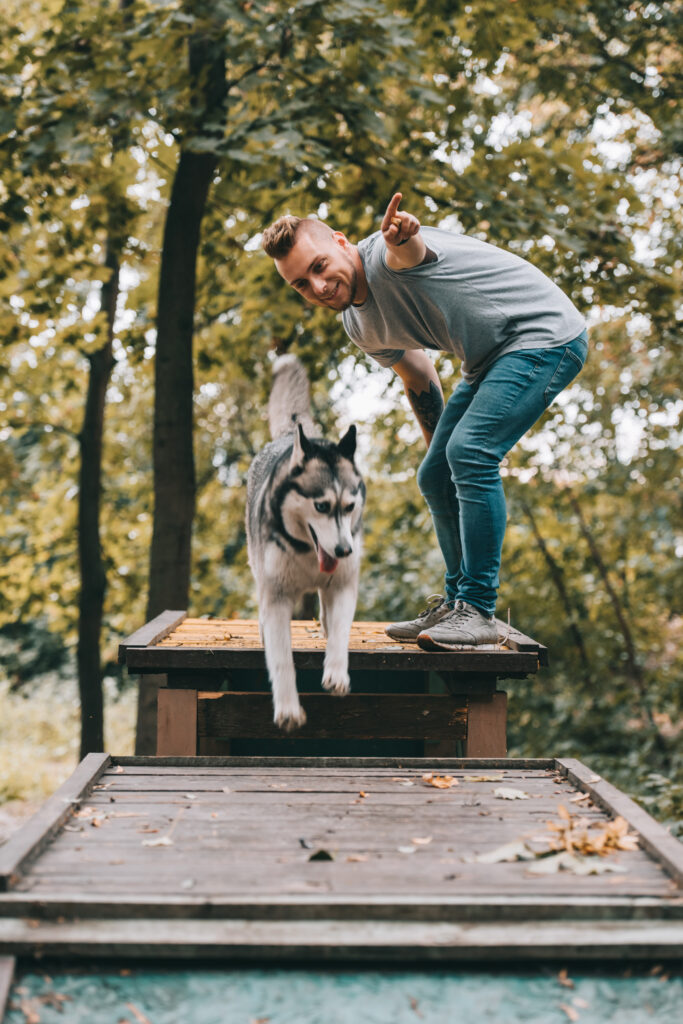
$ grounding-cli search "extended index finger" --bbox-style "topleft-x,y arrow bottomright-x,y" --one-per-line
381,192 -> 403,231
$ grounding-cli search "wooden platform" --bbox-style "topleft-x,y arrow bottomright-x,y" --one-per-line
119,612 -> 548,674
0,755 -> 681,962
118,611 -> 549,758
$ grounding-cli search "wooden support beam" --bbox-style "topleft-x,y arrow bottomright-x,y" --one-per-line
464,692 -> 507,757
157,689 -> 198,756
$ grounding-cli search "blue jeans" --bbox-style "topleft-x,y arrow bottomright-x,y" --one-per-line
416,331 -> 588,617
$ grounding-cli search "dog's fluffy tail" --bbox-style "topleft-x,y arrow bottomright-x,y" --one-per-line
268,354 -> 318,440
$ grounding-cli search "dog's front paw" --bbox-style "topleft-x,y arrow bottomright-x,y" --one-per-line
322,670 -> 350,697
274,702 -> 307,732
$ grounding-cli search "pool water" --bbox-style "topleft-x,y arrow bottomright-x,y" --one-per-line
5,965 -> 682,1023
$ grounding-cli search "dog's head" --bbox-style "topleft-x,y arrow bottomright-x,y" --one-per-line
282,424 -> 364,573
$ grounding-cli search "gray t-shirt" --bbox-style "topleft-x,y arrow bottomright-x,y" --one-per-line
342,226 -> 586,384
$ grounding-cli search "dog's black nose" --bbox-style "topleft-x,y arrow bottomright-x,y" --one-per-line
334,543 -> 352,559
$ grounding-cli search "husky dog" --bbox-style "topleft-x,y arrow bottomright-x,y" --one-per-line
246,354 -> 365,730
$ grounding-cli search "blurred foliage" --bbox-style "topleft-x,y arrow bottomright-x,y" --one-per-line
0,1 -> 680,825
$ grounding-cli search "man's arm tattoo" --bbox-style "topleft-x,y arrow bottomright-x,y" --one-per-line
408,380 -> 443,437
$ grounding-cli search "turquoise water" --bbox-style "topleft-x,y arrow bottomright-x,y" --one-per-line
5,966 -> 682,1023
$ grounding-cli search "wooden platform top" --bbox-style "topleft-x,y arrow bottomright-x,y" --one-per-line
0,755 -> 681,962
118,610 -> 548,674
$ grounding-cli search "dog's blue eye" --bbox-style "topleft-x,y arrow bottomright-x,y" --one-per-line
314,501 -> 331,514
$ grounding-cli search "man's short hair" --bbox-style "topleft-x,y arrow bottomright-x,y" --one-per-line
262,216 -> 334,259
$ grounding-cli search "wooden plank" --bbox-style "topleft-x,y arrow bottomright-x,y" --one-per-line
125,646 -> 539,674
494,618 -> 549,666
0,916 -> 681,961
117,610 -> 187,664
197,693 -> 468,741
465,693 -> 507,757
557,758 -> 683,888
111,756 -> 555,769
1,892 -> 681,922
157,689 -> 198,756
0,957 -> 15,1023
0,753 -> 110,892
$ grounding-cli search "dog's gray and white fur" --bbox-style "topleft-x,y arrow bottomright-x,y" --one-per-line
246,355 -> 365,730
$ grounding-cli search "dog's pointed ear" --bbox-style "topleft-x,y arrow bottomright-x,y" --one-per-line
337,424 -> 356,460
290,422 -> 312,468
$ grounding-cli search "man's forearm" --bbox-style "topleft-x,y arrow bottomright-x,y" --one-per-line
406,379 -> 444,446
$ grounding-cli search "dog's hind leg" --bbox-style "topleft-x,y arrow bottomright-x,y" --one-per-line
260,598 -> 306,731
320,585 -> 356,697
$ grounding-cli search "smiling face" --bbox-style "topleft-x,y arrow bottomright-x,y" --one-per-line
274,223 -> 367,311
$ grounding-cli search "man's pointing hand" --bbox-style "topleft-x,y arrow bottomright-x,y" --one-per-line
380,193 -> 426,270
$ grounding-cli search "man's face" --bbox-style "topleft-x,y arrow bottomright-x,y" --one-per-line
275,229 -> 361,311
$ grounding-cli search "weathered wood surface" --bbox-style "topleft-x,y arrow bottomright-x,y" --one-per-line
558,758 -> 683,887
0,957 -> 15,1022
1,757 -> 680,961
0,917 -> 681,962
119,616 -> 543,675
198,693 -> 468,741
0,753 -> 110,892
117,610 -> 187,663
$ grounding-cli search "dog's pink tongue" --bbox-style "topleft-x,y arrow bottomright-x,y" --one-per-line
319,548 -> 338,574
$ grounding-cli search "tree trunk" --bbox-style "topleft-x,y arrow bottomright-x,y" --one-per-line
518,496 -> 593,687
77,244 -> 118,757
138,12 -> 227,753
568,493 -> 660,736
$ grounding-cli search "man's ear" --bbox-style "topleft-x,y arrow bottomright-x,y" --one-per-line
332,230 -> 349,248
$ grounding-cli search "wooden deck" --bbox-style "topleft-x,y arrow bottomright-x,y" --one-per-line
118,612 -> 548,674
0,755 -> 681,962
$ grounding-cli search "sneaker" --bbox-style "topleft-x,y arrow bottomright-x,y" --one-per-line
417,600 -> 500,650
385,594 -> 453,642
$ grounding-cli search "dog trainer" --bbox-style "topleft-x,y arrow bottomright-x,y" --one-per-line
261,193 -> 587,649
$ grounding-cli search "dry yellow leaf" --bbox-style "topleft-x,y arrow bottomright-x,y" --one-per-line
422,773 -> 458,788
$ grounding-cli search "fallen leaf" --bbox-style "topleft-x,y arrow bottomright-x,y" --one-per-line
411,836 -> 432,845
142,836 -> 174,847
347,854 -> 369,862
467,840 -> 538,864
409,995 -> 423,1017
222,786 -> 231,793
398,845 -> 417,854
299,838 -> 313,849
494,787 -> 530,800
587,774 -> 602,783
570,793 -> 591,804
573,997 -> 590,1008
359,791 -> 368,798
422,773 -> 458,789
463,774 -> 505,782
115,766 -> 124,774
392,777 -> 414,786
125,1004 -> 153,1024
180,878 -> 195,889
183,793 -> 197,800
527,852 -> 627,876
559,1004 -> 579,1022
558,968 -> 574,988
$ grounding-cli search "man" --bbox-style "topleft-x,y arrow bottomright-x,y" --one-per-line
261,193 -> 587,648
